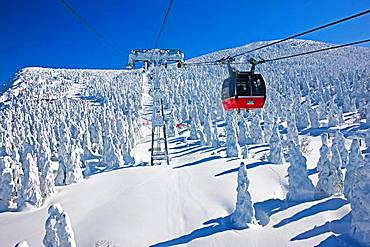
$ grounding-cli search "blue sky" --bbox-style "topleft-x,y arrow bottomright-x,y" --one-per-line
1,0 -> 369,90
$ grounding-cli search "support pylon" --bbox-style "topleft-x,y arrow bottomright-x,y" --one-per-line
128,49 -> 184,165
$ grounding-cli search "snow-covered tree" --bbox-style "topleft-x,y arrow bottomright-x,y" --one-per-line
1,135 -> 12,157
18,153 -> 43,209
287,111 -> 300,146
268,123 -> 284,164
38,134 -> 52,171
188,117 -> 199,140
180,104 -> 189,123
202,114 -> 213,146
241,145 -> 249,159
166,109 -> 178,138
11,144 -> 21,165
351,154 -> 370,246
237,114 -> 249,146
20,136 -> 35,163
49,131 -> 58,161
55,161 -> 66,186
366,102 -> 370,125
295,103 -> 310,129
337,106 -> 345,125
89,120 -> 103,153
40,159 -> 56,198
0,155 -> 12,182
333,130 -> 348,167
316,133 -> 329,175
82,129 -> 94,161
250,113 -> 264,144
327,100 -> 339,127
321,132 -> 328,145
231,162 -> 256,229
198,129 -> 207,146
366,129 -> 370,148
57,210 -> 76,247
190,105 -> 201,127
315,141 -> 343,197
43,203 -> 76,247
343,139 -> 363,201
187,104 -> 201,141
123,141 -> 135,165
226,111 -> 240,158
329,142 -> 344,194
102,135 -> 122,168
65,145 -> 84,185
308,107 -> 320,128
342,94 -> 355,113
211,123 -> 221,148
263,110 -> 274,143
0,168 -> 15,212
287,141 -> 314,201
318,100 -> 327,120
56,121 -> 71,186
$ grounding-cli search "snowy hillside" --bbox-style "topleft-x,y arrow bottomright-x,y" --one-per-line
0,39 -> 370,247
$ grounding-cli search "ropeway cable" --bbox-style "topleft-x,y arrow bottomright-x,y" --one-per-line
59,0 -> 125,58
230,9 -> 370,59
182,38 -> 370,67
153,0 -> 175,48
184,9 -> 370,66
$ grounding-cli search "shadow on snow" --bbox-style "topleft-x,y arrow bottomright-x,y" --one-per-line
168,136 -> 187,144
226,157 -> 239,163
214,161 -> 270,177
307,167 -> 318,176
170,145 -> 201,155
170,141 -> 200,151
171,146 -> 213,159
254,148 -> 270,154
247,144 -> 269,151
253,197 -> 331,227
292,212 -> 361,247
173,156 -> 222,169
291,212 -> 351,241
274,198 -> 348,228
150,216 -> 234,247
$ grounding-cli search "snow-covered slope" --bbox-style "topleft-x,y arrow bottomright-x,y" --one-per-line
0,132 -> 353,247
0,39 -> 369,247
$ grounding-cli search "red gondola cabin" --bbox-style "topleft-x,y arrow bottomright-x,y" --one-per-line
221,67 -> 266,111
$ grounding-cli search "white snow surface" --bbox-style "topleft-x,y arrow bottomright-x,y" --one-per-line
0,39 -> 369,246
2,132 -> 350,247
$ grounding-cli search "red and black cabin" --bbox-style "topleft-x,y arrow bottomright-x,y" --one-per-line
221,66 -> 266,111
